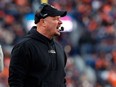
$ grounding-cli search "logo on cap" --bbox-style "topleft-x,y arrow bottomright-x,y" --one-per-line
43,13 -> 48,17
50,5 -> 56,9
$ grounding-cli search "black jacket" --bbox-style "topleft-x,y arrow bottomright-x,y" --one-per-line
8,26 -> 67,87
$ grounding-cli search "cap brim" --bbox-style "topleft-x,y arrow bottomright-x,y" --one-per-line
57,11 -> 67,17
48,8 -> 67,17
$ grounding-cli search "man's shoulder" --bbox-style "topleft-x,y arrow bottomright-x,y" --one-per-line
19,37 -> 31,44
13,37 -> 32,49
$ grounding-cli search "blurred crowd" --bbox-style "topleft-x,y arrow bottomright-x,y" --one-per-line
0,0 -> 116,87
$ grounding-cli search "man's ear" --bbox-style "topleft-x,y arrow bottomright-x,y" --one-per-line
39,19 -> 43,23
43,19 -> 47,26
43,19 -> 47,24
39,19 -> 46,26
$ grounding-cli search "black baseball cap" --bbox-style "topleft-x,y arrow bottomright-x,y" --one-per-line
34,3 -> 67,24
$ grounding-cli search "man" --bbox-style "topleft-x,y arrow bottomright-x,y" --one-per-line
8,3 -> 67,87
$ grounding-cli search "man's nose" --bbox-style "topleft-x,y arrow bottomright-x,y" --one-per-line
59,20 -> 62,25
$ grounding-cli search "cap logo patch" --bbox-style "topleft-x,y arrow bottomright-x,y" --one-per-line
50,5 -> 55,9
43,13 -> 48,17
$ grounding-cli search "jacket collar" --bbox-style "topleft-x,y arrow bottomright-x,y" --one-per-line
25,26 -> 54,44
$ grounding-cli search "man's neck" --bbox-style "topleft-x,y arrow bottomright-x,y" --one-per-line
37,26 -> 53,40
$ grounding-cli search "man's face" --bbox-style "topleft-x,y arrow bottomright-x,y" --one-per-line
44,16 -> 62,37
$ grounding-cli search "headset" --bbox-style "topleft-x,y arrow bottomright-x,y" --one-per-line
35,3 -> 48,18
35,3 -> 49,24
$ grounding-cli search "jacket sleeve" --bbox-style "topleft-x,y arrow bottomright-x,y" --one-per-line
64,51 -> 67,85
8,43 -> 31,87
64,51 -> 67,67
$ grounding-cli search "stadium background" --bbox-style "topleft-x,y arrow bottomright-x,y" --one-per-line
0,0 -> 116,87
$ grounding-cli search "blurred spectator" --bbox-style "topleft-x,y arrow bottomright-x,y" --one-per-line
107,65 -> 116,87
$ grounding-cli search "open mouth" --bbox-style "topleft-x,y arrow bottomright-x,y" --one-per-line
56,26 -> 59,29
56,26 -> 64,32
56,26 -> 60,31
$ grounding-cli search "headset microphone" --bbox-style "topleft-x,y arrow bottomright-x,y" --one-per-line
59,27 -> 64,31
